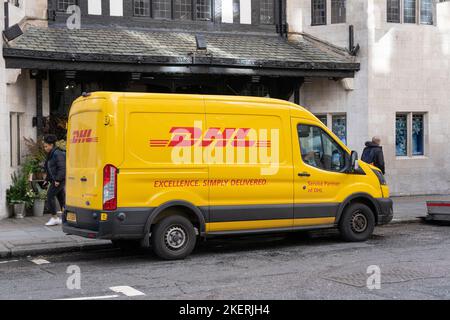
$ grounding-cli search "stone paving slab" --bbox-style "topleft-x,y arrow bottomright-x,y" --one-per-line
0,215 -> 111,258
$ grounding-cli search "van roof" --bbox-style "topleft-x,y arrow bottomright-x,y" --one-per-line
74,91 -> 313,119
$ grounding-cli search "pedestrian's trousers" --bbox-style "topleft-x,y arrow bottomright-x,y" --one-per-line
46,182 -> 66,215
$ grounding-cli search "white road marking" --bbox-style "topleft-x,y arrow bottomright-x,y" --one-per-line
0,260 -> 19,264
109,286 -> 146,297
56,295 -> 120,301
31,259 -> 50,265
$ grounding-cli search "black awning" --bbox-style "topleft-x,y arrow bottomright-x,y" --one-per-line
3,26 -> 360,78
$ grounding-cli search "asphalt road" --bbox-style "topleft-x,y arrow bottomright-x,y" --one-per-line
0,222 -> 449,300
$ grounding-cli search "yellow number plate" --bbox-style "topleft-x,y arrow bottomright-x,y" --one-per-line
66,212 -> 77,223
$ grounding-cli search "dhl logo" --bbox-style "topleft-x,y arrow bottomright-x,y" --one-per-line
149,127 -> 272,148
71,129 -> 99,144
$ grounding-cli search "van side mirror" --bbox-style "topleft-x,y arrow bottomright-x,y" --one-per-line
350,151 -> 358,171
344,151 -> 358,173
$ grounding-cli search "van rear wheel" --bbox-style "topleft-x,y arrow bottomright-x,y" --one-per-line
339,203 -> 375,242
151,215 -> 196,260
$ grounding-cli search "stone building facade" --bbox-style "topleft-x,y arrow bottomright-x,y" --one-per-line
287,0 -> 450,195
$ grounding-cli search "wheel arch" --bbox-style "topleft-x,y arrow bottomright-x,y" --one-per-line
142,200 -> 207,247
336,193 -> 380,224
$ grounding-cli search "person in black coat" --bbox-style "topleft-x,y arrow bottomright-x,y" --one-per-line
361,136 -> 386,174
43,134 -> 66,226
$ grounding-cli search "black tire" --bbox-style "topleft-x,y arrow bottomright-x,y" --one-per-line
151,215 -> 197,260
111,239 -> 141,250
339,203 -> 375,242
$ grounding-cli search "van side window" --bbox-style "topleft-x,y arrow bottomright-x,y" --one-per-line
297,124 -> 346,172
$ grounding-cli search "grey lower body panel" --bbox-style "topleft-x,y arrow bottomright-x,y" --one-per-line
63,199 -> 392,240
63,206 -> 153,240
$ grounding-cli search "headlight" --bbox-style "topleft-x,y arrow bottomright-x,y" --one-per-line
372,168 -> 386,185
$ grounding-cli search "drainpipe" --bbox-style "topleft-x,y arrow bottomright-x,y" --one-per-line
4,1 -> 9,30
36,78 -> 43,137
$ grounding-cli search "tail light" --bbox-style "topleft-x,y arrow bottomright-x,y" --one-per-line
103,164 -> 117,211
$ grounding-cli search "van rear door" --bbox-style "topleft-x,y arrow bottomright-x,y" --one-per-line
66,97 -> 106,211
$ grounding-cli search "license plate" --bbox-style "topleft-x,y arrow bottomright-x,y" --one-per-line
66,212 -> 77,223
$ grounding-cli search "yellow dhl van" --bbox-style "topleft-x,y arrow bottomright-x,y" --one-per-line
63,92 -> 393,260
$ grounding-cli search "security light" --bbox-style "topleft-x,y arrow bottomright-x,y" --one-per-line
2,24 -> 23,42
195,34 -> 207,51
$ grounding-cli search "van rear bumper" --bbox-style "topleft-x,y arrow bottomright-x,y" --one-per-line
62,207 -> 152,240
376,198 -> 394,225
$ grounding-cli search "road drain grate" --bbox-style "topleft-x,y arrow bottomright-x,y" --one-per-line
324,267 -> 433,287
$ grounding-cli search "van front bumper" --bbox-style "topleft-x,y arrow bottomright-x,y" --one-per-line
376,198 -> 394,225
62,207 -> 152,240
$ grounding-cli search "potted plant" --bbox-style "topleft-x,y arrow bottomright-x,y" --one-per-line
6,173 -> 33,219
23,137 -> 47,181
32,189 -> 47,217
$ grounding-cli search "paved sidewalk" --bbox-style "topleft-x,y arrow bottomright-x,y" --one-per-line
392,194 -> 450,223
1,195 -> 449,258
0,216 -> 111,258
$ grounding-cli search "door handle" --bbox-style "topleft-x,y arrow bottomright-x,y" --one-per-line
298,172 -> 311,177
80,177 -> 87,182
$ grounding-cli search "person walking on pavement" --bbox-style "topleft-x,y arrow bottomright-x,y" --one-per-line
43,134 -> 66,226
361,136 -> 385,174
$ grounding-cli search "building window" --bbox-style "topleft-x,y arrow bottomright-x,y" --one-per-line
396,113 -> 426,157
412,114 -> 424,155
196,0 -> 212,20
331,0 -> 346,24
311,0 -> 327,25
396,114 -> 408,156
260,0 -> 275,24
387,0 -> 401,22
313,114 -> 347,145
332,114 -> 347,145
174,0 -> 192,20
420,0 -> 433,24
315,114 -> 328,126
134,0 -> 150,16
404,0 -> 417,23
153,0 -> 172,19
57,0 -> 76,12
10,113 -> 22,167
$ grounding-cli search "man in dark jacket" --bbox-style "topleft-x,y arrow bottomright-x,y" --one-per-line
361,136 -> 385,174
43,134 -> 66,226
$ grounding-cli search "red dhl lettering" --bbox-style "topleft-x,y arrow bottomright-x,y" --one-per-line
150,127 -> 271,148
71,129 -> 99,144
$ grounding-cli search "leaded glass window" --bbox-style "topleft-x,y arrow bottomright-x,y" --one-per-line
315,115 -> 328,126
196,0 -> 212,20
153,0 -> 172,19
134,0 -> 150,16
57,0 -> 76,12
312,0 -> 327,25
174,0 -> 192,20
387,0 -> 401,22
261,0 -> 275,25
396,114 -> 408,156
404,0 -> 416,23
331,0 -> 346,24
332,115 -> 347,145
420,0 -> 433,24
412,114 -> 424,155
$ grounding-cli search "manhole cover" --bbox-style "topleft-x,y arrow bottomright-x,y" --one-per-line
324,267 -> 434,287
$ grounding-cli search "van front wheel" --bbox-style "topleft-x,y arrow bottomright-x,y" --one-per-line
339,203 -> 375,242
151,215 -> 196,260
